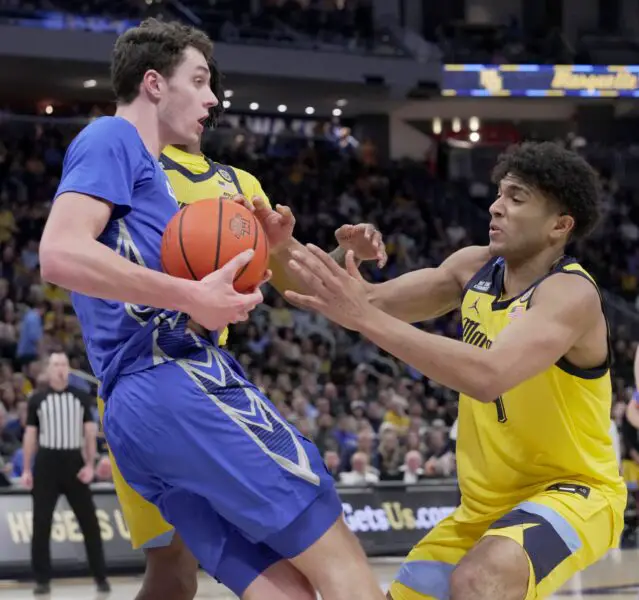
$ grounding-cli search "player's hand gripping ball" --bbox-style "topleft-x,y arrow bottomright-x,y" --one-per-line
161,198 -> 270,293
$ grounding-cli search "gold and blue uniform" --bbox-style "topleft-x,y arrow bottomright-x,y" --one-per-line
391,256 -> 626,600
98,145 -> 272,550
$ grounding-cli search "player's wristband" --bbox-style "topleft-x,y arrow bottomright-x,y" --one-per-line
633,389 -> 639,406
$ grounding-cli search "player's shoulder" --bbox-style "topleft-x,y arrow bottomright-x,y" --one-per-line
533,264 -> 602,318
77,116 -> 140,144
449,246 -> 493,289
67,117 -> 146,164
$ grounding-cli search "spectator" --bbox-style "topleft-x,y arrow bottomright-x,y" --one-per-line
16,296 -> 46,367
339,452 -> 379,485
376,424 -> 403,481
323,450 -> 341,480
424,427 -> 455,477
4,397 -> 27,443
341,427 -> 377,472
400,450 -> 425,484
384,394 -> 410,433
333,413 -> 357,453
0,406 -> 20,460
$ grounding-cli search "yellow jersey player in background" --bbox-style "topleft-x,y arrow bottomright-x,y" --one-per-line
284,141 -> 626,600
97,99 -> 388,599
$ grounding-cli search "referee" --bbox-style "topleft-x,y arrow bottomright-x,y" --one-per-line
21,351 -> 110,595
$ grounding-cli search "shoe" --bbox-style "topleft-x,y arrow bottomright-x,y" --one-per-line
96,580 -> 111,593
33,583 -> 50,595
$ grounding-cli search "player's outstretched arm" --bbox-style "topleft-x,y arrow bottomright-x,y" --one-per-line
40,194 -> 263,331
366,246 -> 491,323
285,247 -> 603,402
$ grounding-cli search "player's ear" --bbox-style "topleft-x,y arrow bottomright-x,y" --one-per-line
553,213 -> 575,240
142,69 -> 163,103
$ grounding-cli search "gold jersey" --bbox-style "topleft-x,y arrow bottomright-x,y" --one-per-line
159,145 -> 271,346
457,256 -> 625,520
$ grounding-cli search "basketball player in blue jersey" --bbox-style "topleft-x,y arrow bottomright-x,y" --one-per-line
286,142 -> 626,600
39,18 -> 387,600
102,88 -> 387,599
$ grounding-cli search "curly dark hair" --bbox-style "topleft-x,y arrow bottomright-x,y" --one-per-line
492,141 -> 601,239
205,58 -> 225,128
111,18 -> 214,104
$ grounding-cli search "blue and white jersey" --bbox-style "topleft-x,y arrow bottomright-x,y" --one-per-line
55,116 -> 211,397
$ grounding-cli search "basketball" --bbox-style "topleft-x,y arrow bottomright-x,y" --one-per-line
161,198 -> 270,293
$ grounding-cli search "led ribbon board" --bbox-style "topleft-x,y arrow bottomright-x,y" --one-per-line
442,64 -> 639,97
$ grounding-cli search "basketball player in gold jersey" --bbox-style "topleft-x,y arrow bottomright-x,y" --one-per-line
283,141 -> 627,600
97,110 -> 388,598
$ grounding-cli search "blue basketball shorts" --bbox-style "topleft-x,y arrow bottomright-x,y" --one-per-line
103,346 -> 342,596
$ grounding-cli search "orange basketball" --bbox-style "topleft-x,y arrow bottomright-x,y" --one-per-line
161,198 -> 269,293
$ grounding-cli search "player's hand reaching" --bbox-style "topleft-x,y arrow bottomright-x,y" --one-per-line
284,245 -> 375,331
335,223 -> 387,268
232,195 -> 295,253
186,249 -> 266,330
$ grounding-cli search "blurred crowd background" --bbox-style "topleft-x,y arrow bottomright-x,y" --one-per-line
0,115 -> 638,492
0,0 -> 638,513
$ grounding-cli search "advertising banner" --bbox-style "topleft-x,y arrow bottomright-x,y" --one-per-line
0,483 -> 459,578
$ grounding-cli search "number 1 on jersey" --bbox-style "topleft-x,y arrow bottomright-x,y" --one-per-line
494,396 -> 507,423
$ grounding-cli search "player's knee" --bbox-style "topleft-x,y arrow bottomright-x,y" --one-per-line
243,560 -> 315,600
142,563 -> 197,600
450,559 -> 489,599
450,537 -> 528,600
143,538 -> 198,600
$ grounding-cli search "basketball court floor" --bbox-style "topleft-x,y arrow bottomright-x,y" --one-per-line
1,551 -> 638,599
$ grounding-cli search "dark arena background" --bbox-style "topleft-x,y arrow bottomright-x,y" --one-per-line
0,0 -> 639,597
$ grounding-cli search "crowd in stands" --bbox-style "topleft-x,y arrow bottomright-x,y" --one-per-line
0,114 -> 638,489
0,0 -> 402,56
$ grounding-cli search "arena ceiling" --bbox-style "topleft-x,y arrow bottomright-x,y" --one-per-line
0,56 -> 400,116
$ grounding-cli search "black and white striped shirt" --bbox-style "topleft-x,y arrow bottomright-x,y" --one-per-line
27,386 -> 93,450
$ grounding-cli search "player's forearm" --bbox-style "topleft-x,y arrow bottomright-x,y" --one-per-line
270,239 -> 348,296
83,423 -> 97,467
40,237 -> 195,313
367,270 -> 461,324
357,308 -> 500,402
22,428 -> 37,474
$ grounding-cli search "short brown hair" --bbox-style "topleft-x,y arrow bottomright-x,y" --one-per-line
111,18 -> 214,104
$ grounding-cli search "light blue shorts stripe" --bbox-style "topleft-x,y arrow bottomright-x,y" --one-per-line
395,560 -> 456,599
140,529 -> 175,550
516,501 -> 582,553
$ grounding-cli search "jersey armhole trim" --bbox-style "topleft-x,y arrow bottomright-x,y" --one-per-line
528,268 -> 611,380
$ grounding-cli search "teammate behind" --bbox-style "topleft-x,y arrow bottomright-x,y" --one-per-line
40,18 -> 386,600
100,107 -> 387,600
284,142 -> 627,600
